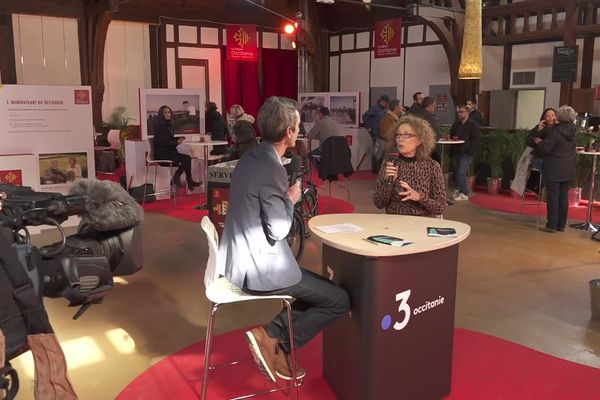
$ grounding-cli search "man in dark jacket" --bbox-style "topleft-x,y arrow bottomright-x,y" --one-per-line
450,105 -> 482,200
363,95 -> 390,173
467,99 -> 486,126
533,105 -> 577,233
205,102 -> 229,155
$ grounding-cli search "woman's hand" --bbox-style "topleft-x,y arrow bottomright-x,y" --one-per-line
384,161 -> 399,180
533,137 -> 542,144
537,120 -> 545,132
398,181 -> 421,201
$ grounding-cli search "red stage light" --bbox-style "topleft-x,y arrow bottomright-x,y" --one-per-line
283,23 -> 296,35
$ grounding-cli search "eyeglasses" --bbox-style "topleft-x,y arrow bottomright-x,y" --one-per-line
396,133 -> 417,140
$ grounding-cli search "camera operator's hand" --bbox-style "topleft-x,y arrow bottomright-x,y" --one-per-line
287,181 -> 301,204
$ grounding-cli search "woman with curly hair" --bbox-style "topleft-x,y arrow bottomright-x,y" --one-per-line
373,114 -> 447,217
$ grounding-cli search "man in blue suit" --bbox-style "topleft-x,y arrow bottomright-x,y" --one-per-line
219,96 -> 350,382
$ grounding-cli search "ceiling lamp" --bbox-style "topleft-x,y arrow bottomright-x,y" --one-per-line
458,0 -> 483,79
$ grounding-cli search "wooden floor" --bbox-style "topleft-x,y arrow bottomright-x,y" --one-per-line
11,178 -> 600,399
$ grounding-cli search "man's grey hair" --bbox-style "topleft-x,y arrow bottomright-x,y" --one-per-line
257,96 -> 298,142
557,105 -> 577,122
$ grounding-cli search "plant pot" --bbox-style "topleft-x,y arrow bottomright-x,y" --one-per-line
568,187 -> 582,206
487,177 -> 501,195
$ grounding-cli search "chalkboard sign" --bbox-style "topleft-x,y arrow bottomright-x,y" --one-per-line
552,46 -> 578,82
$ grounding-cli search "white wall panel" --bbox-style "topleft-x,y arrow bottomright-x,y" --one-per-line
103,21 -> 151,124
480,45 -> 504,92
329,56 -> 339,91
166,24 -> 174,42
340,52 -> 370,118
356,32 -> 370,49
13,14 -> 80,85
512,41 -> 561,109
176,47 -> 222,107
425,25 -> 438,42
592,38 -> 600,87
330,35 -> 339,52
14,15 -> 46,84
167,48 -> 176,88
341,34 -> 354,51
262,32 -> 278,49
281,35 -> 294,50
178,25 -> 197,44
407,25 -> 422,44
402,45 -> 450,105
370,51 -> 403,96
64,19 -> 80,84
201,27 -> 219,45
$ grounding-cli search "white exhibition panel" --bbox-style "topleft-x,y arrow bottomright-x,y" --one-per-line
0,84 -> 95,194
340,52 -> 370,121
176,47 -> 222,107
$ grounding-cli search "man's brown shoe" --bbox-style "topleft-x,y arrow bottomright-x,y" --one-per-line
245,327 -> 278,382
273,346 -> 306,381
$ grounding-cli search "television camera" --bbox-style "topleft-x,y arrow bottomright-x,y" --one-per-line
0,180 -> 143,363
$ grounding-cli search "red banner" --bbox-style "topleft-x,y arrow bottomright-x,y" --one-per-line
374,19 -> 402,59
226,25 -> 258,62
0,170 -> 23,186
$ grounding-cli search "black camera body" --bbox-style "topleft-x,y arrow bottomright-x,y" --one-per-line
0,182 -> 143,361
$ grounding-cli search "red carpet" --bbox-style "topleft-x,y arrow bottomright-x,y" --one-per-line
143,194 -> 354,223
470,190 -> 600,223
117,327 -> 600,400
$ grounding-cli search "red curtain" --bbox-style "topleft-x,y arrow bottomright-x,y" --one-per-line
221,47 -> 298,121
221,47 -> 261,121
261,48 -> 298,101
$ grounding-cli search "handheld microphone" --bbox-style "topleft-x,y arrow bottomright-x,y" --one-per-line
68,179 -> 143,232
387,153 -> 400,184
288,154 -> 303,187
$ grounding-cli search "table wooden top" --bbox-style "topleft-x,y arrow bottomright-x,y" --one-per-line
308,213 -> 471,257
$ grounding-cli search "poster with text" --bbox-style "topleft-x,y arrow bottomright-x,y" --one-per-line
0,85 -> 95,185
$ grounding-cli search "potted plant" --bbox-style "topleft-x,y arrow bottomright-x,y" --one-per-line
102,106 -> 133,160
477,133 -> 503,194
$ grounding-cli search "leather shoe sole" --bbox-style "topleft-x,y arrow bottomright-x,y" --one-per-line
245,330 -> 276,383
539,227 -> 556,233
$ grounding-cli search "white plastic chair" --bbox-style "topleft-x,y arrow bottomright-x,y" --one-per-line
143,137 -> 177,205
200,216 -> 301,400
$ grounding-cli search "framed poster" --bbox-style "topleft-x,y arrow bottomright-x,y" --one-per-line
139,88 -> 206,138
299,91 -> 360,132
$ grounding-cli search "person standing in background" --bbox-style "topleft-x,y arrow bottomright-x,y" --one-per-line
467,99 -> 486,126
363,95 -> 390,173
230,104 -> 257,159
408,92 -> 424,114
533,105 -> 577,233
205,102 -> 229,155
450,105 -> 481,201
379,99 -> 404,156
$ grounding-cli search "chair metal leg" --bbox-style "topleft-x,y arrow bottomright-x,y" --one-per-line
201,302 -> 219,400
169,166 -> 177,206
283,299 -> 299,400
143,165 -> 150,205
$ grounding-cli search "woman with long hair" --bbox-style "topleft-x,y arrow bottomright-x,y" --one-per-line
153,105 -> 200,191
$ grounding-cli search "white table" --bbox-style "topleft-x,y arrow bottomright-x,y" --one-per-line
436,139 -> 464,174
572,151 -> 599,232
187,140 -> 228,209
308,213 -> 470,400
